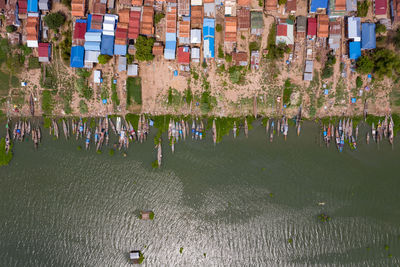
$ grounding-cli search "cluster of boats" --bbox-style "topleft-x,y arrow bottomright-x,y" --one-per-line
167,118 -> 205,153
6,119 -> 42,150
264,116 -> 291,142
369,115 -> 394,145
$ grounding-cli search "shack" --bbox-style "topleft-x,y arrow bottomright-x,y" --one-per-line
276,19 -> 294,45
237,7 -> 250,31
190,29 -> 201,44
203,18 -> 215,58
349,41 -> 361,60
317,14 -> 329,38
127,64 -> 138,76
307,17 -> 317,38
251,12 -> 263,36
38,43 -> 50,62
361,23 -> 376,49
94,70 -> 102,83
70,46 -> 85,68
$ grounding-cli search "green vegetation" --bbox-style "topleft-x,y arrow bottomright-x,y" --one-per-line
138,252 -> 144,264
266,23 -> 290,60
76,69 -> 93,100
375,23 -> 386,34
41,66 -> 58,89
111,79 -> 120,110
59,30 -> 72,62
356,76 -> 363,88
0,138 -> 13,166
216,24 -> 223,32
28,57 -> 40,69
77,145 -> 82,151
79,100 -> 88,114
321,54 -> 336,79
200,91 -> 213,114
44,12 -> 66,30
6,25 -> 17,33
149,211 -> 154,220
125,114 -> 140,130
357,0 -> 369,17
202,61 -> 207,68
135,36 -> 155,61
184,87 -> 193,105
210,117 -> 242,143
61,0 -> 71,8
376,36 -> 387,47
357,49 -> 400,78
154,12 -> 165,24
288,238 -> 293,244
393,28 -> 400,50
283,79 -> 294,106
98,54 -> 112,64
356,55 -> 374,74
191,69 -> 199,80
318,213 -> 331,222
126,77 -> 142,105
228,66 -> 245,84
249,41 -> 260,52
126,54 -> 134,64
41,90 -> 53,115
179,247 -> 184,254
218,45 -> 224,58
225,53 -> 232,63
278,0 -> 287,5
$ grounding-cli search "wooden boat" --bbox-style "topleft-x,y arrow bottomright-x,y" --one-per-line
253,95 -> 257,118
265,119 -> 270,136
30,94 -> 35,116
389,116 -> 394,145
85,131 -> 91,150
244,118 -> 248,138
5,127 -> 10,154
270,120 -> 274,142
116,117 -> 122,135
157,139 -> 162,167
185,121 -> 190,137
277,119 -> 280,137
366,132 -> 370,144
191,120 -> 195,140
109,117 -> 117,135
182,120 -> 186,140
37,126 -> 41,143
199,120 -> 204,140
233,121 -> 237,139
283,118 -> 288,141
371,122 -> 376,142
62,120 -> 68,140
195,120 -> 199,140
297,124 -> 301,136
212,119 -> 217,145
355,125 -> 359,140
129,250 -> 142,264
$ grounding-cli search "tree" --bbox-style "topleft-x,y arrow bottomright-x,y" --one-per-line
6,25 -> 16,33
98,54 -> 112,64
43,12 -> 66,30
356,55 -> 374,74
393,28 -> 400,50
375,23 -> 386,34
135,36 -> 155,61
357,0 -> 369,17
216,24 -> 223,32
249,41 -> 260,52
372,49 -> 400,78
356,76 -> 363,88
278,0 -> 287,4
154,13 -> 165,24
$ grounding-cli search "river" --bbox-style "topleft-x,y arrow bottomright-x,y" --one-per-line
0,120 -> 399,266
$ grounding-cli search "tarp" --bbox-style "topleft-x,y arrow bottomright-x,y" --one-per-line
27,0 -> 38,12
100,34 -> 114,56
203,18 -> 215,59
70,46 -> 85,68
349,41 -> 361,60
84,41 -> 101,51
114,44 -> 127,55
361,23 -> 376,49
310,0 -> 328,12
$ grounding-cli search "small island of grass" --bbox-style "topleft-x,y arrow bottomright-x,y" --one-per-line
179,247 -> 183,254
0,138 -> 13,166
318,213 -> 331,222
139,211 -> 154,220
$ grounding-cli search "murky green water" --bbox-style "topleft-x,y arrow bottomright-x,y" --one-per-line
0,121 -> 399,266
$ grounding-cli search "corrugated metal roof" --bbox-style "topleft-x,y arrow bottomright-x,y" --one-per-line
85,32 -> 102,42
128,64 -> 138,76
296,16 -> 306,32
178,0 -> 190,16
119,9 -> 130,23
140,6 -> 154,35
277,24 -> 287,36
191,47 -> 200,60
348,17 -> 361,40
232,51 -> 248,66
114,44 -> 127,55
27,0 -> 38,12
237,7 -> 250,30
203,18 -> 214,58
286,0 -> 296,12
100,34 -> 114,55
84,41 -> 101,51
251,12 -> 263,29
190,29 -> 201,43
74,21 -> 87,40
307,17 -> 317,36
84,50 -> 100,62
38,43 -> 50,57
361,23 -> 376,49
152,43 -> 164,55
70,46 -> 85,68
310,0 -> 328,12
191,5 -> 203,27
265,0 -> 277,11
346,0 -> 356,11
128,10 -> 141,39
118,56 -> 127,72
225,16 -> 237,43
305,60 -> 313,73
349,41 -> 361,59
204,3 -> 215,18
177,46 -> 190,63
38,0 -> 48,10
317,14 -> 329,38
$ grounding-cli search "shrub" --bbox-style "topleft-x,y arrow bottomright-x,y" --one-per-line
228,66 -> 245,84
375,23 -> 386,34
135,36 -> 155,61
278,0 -> 287,5
321,65 -> 333,79
98,54 -> 112,64
356,55 -> 374,74
356,76 -> 363,88
225,54 -> 232,63
283,79 -> 293,105
216,24 -> 223,32
6,25 -> 16,33
41,90 -> 53,115
154,13 -> 165,24
357,0 -> 369,17
43,12 -> 66,30
249,41 -> 260,52
126,54 -> 134,64
28,57 -> 40,69
0,138 -> 13,166
218,45 -> 224,58
79,100 -> 88,114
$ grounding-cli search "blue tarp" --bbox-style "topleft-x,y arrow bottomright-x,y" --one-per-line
100,35 -> 114,56
349,41 -> 361,60
114,44 -> 127,55
87,14 -> 103,33
164,32 -> 176,60
203,18 -> 215,58
28,0 -> 38,12
361,23 -> 376,49
310,0 -> 328,12
84,41 -> 101,51
70,46 -> 85,68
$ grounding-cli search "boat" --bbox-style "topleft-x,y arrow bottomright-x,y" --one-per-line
199,120 -> 204,140
62,120 -> 68,140
244,118 -> 248,138
297,124 -> 301,136
366,132 -> 370,144
212,119 -> 217,145
116,117 -> 121,135
265,119 -> 270,136
277,119 -> 280,137
270,120 -> 274,142
351,136 -> 357,150
233,121 -> 237,139
283,118 -> 288,141
157,139 -> 162,167
129,250 -> 142,264
29,94 -> 35,116
371,122 -> 376,142
85,131 -> 91,150
191,120 -> 195,140
5,127 -> 11,154
182,120 -> 186,140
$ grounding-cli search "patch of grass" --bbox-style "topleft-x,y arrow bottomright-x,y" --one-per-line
249,41 -> 260,52
41,66 -> 58,89
218,45 -> 224,59
126,77 -> 142,105
79,100 -> 88,114
228,66 -> 245,84
28,57 -> 40,69
283,79 -> 293,106
111,79 -> 120,110
41,90 -> 53,115
184,87 -> 193,105
125,114 -> 140,129
0,138 -> 13,166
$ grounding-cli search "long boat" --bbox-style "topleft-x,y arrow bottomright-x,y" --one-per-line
157,139 -> 162,167
212,119 -> 217,145
244,119 -> 248,138
29,94 -> 35,116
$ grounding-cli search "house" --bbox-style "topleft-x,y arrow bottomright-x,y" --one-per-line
26,15 -> 39,48
127,64 -> 139,76
7,33 -> 21,45
276,19 -> 294,45
132,0 -> 142,5
317,14 -> 329,38
251,51 -> 260,70
140,6 -> 154,35
152,42 -> 164,55
307,17 -> 317,38
225,0 -> 236,16
237,7 -> 250,30
165,32 -> 177,59
178,18 -> 190,44
177,46 -> 190,64
286,0 -> 296,13
70,46 -> 85,68
204,1 -> 216,18
251,12 -> 263,35
265,0 -> 277,11
178,0 -> 190,17
304,60 -> 313,81
38,0 -> 49,11
328,19 -> 341,51
191,47 -> 200,62
101,15 -> 117,55
94,70 -> 102,83
166,1 -> 177,34
165,0 -> 177,59
203,18 -> 215,58
361,23 -> 376,49
119,0 -> 132,6
71,0 -> 85,17
143,0 -> 153,6
108,0 -> 115,9
328,0 -> 346,16
375,0 -> 387,17
191,0 -> 202,5
115,23 -> 128,55
346,0 -> 357,12
128,9 -> 141,39
38,43 -> 50,62
103,14 -> 117,35
119,8 -> 130,24
191,5 -> 203,28
18,0 -> 28,18
238,0 -> 250,7
393,0 -> 400,22
296,16 -> 306,38
73,19 -> 87,46
84,50 -> 100,66
232,51 -> 248,66
27,0 -> 38,12
348,17 -> 361,41
6,0 -> 19,26
118,56 -> 127,72
88,14 -> 103,32
225,16 -> 237,52
349,41 -> 361,59
309,0 -> 328,13
0,0 -> 5,11
191,29 -> 201,43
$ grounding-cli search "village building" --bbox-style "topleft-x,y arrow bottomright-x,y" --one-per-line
128,9 -> 141,40
304,60 -> 313,81
204,0 -> 216,18
165,0 -> 177,60
177,46 -> 190,71
276,19 -> 294,45
347,16 -> 361,41
361,23 -> 376,49
18,0 -> 28,19
119,0 -> 132,6
225,0 -> 237,16
94,69 -> 102,83
118,56 -> 127,72
101,14 -> 117,56
26,14 -> 39,48
191,5 -> 203,28
191,0 -> 202,5
73,19 -> 87,46
127,64 -> 139,76
250,51 -> 260,70
265,0 -> 277,11
178,17 -> 190,44
286,0 -> 296,14
84,50 -> 100,67
70,45 -> 85,68
328,19 -> 341,51
115,23 -> 128,55
232,51 -> 248,66
71,0 -> 85,17
225,16 -> 237,52
309,0 -> 328,13
317,14 -> 329,38
251,12 -> 263,36
92,0 -> 106,15
346,0 -> 357,12
108,0 -> 115,9
349,41 -> 361,60
375,0 -> 387,17
144,0 -> 154,6
38,0 -> 49,11
307,17 -> 317,38
178,0 -> 190,17
190,29 -> 201,43
191,47 -> 200,62
27,0 -> 38,13
393,0 -> 400,22
0,0 -> 5,11
140,6 -> 154,35
238,0 -> 250,7
152,42 -> 164,56
296,16 -> 306,38
38,42 -> 50,62
88,14 -> 103,31
328,0 -> 346,16
203,18 -> 215,58
237,7 -> 250,31
132,0 -> 143,5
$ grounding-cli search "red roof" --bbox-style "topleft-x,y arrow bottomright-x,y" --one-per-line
18,0 -> 27,8
177,46 -> 190,64
307,17 -> 317,36
38,43 -> 50,57
115,27 -> 128,39
73,21 -> 87,40
375,0 -> 387,15
277,24 -> 287,36
128,10 -> 141,39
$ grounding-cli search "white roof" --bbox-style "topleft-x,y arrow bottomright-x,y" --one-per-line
304,72 -> 313,81
84,51 -> 100,63
191,0 -> 202,5
348,17 -> 361,40
85,32 -> 102,42
94,70 -> 101,83
127,64 -> 138,76
190,29 -> 201,43
27,40 -> 38,48
305,60 -> 313,73
118,56 -> 127,72
191,47 -> 200,59
104,14 -> 118,22
204,3 -> 215,18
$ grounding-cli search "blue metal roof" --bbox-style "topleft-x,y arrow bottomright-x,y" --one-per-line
164,32 -> 176,60
27,0 -> 38,12
310,0 -> 328,12
85,32 -> 102,42
361,23 -> 376,49
349,42 -> 361,60
70,46 -> 85,68
114,44 -> 127,55
203,18 -> 215,58
100,35 -> 114,56
84,41 -> 101,51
